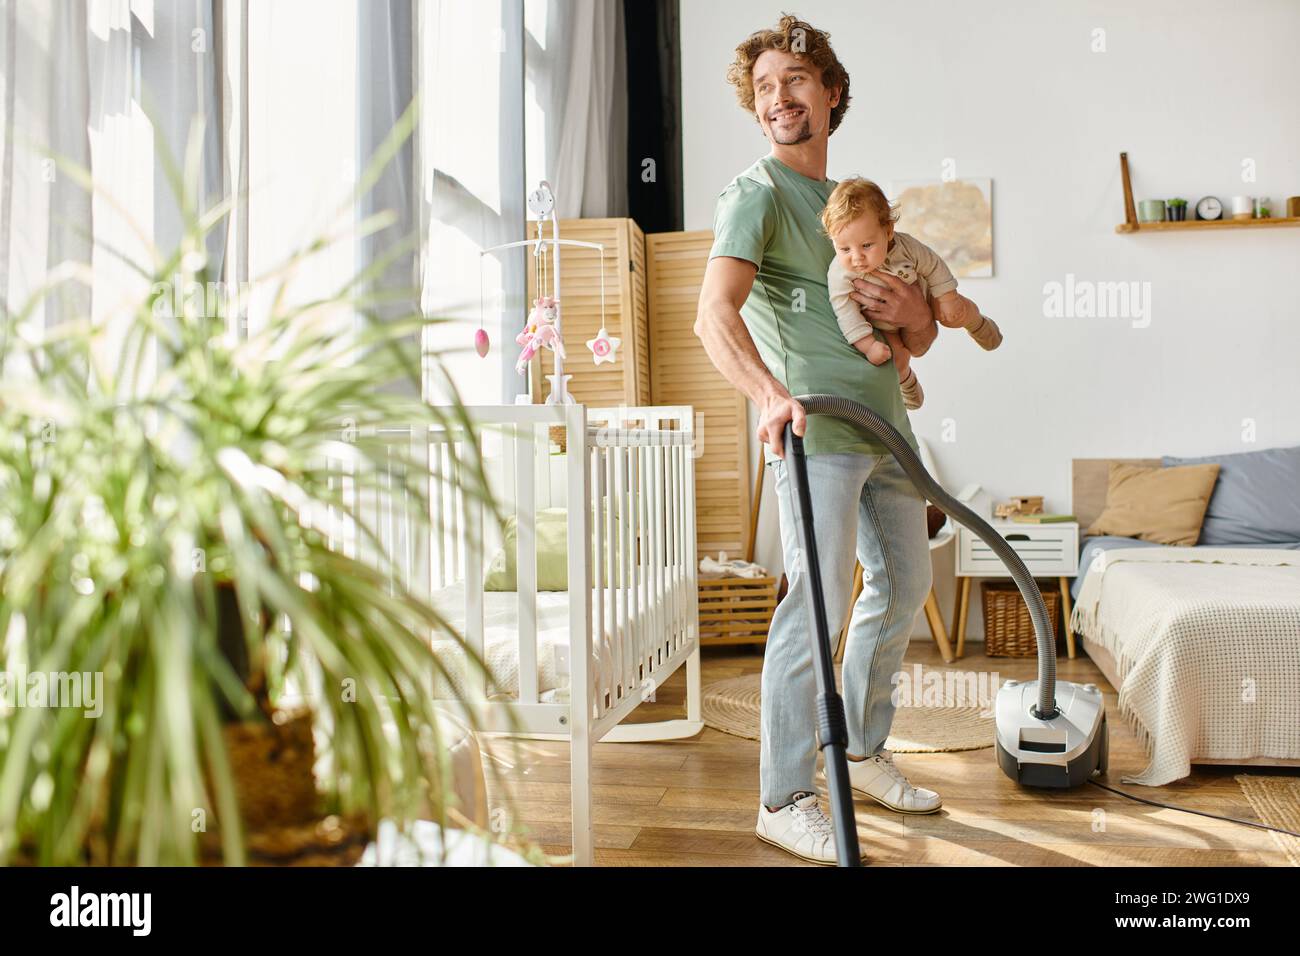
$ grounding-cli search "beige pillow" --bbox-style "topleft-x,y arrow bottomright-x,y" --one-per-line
1086,462 -> 1220,545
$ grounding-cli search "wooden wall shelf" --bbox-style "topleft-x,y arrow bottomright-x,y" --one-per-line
1116,216 -> 1300,234
1115,150 -> 1300,235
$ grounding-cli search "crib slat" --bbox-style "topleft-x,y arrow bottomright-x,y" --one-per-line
429,436 -> 443,589
636,441 -> 649,685
450,437 -> 463,584
672,433 -> 682,653
409,430 -> 430,602
684,411 -> 700,720
666,441 -> 677,655
621,444 -> 636,700
606,438 -> 622,702
564,402 -> 594,867
516,421 -> 539,705
652,436 -> 664,672
676,440 -> 686,647
464,428 -> 487,702
590,438 -> 605,719
619,442 -> 631,700
441,438 -> 454,588
624,442 -> 639,697
666,432 -> 676,653
678,440 -> 688,644
338,454 -> 355,560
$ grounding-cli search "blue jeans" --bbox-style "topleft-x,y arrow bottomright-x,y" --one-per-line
760,451 -> 932,808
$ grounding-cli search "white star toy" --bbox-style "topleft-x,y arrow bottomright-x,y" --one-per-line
586,326 -> 621,365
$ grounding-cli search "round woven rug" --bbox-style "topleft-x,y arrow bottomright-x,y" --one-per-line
701,665 -> 996,753
1236,774 -> 1300,866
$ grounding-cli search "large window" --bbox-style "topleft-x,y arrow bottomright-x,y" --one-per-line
419,0 -> 525,407
247,0 -> 359,343
3,0 -> 532,404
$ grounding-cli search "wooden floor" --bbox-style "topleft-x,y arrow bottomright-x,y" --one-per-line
481,640 -> 1297,866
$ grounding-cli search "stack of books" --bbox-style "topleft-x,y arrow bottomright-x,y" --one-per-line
1010,513 -> 1076,524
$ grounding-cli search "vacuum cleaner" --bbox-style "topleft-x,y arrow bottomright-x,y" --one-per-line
782,394 -> 1108,867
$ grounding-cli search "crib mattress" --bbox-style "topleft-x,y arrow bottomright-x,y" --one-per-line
427,578 -> 685,703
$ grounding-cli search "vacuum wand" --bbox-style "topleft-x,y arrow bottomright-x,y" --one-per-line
783,424 -> 862,867
787,395 -> 1059,719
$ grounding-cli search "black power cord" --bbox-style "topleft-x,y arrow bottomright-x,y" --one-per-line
1087,779 -> 1300,839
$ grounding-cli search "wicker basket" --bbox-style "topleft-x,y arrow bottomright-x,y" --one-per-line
981,579 -> 1061,657
698,575 -> 780,646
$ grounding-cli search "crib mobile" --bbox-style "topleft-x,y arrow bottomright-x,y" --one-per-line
477,181 -> 618,405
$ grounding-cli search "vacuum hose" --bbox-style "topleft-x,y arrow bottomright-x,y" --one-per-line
792,394 -> 1058,719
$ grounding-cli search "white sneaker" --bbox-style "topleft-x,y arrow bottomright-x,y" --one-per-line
755,792 -> 858,865
819,751 -> 943,814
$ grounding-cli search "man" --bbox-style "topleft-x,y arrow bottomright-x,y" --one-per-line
694,15 -> 943,865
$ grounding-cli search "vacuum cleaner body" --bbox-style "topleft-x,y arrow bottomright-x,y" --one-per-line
994,678 -> 1108,788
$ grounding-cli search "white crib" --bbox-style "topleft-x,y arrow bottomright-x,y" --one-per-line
337,403 -> 702,866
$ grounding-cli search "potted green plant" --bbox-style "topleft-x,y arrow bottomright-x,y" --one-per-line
0,114 -> 532,865
1167,198 -> 1188,222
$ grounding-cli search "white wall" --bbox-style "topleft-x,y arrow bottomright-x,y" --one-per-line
682,0 -> 1300,641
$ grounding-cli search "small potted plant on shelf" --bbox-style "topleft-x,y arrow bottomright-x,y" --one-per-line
0,112 -> 537,866
1167,198 -> 1188,222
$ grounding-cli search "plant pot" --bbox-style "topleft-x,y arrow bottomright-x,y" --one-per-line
1138,199 -> 1167,223
203,582 -> 371,865
222,711 -> 320,828
200,711 -> 370,866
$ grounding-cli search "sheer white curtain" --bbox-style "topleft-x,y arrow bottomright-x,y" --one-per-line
1,0 -> 230,386
246,0 -> 358,346
358,0 -> 417,394
524,0 -> 626,219
0,0 -> 91,358
417,0 -> 526,406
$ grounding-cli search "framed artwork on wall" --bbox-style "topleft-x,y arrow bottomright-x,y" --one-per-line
888,178 -> 994,278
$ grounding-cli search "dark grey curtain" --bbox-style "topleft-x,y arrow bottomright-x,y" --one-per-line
135,0 -> 224,275
357,0 -> 417,394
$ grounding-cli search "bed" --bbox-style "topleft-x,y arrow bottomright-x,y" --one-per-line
333,404 -> 702,864
1068,457 -> 1300,785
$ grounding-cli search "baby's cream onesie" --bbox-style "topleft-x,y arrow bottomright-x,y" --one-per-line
828,232 -> 958,343
827,232 -> 999,409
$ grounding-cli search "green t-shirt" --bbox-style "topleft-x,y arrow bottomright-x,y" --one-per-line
708,154 -> 919,464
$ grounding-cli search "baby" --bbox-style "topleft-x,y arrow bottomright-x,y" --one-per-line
821,177 -> 1002,410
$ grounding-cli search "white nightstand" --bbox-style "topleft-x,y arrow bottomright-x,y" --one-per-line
953,520 -> 1079,659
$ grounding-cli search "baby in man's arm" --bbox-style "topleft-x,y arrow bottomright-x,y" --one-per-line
822,177 -> 1002,410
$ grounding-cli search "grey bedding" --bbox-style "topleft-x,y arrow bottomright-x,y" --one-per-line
1163,444 -> 1300,545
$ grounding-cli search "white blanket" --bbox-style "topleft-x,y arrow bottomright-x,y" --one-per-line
1070,546 -> 1300,786
427,578 -> 682,704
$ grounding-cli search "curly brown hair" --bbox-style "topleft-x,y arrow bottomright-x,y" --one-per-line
820,178 -> 899,238
725,14 -> 851,135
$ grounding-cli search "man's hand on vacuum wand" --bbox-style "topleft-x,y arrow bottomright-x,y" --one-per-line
849,271 -> 937,358
757,387 -> 806,461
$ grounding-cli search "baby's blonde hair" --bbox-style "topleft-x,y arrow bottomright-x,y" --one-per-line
820,177 -> 899,238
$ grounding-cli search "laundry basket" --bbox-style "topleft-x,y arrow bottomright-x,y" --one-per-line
698,574 -> 780,646
981,579 -> 1061,657
697,446 -> 783,647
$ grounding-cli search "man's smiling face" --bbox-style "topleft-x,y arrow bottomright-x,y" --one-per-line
751,49 -> 840,147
